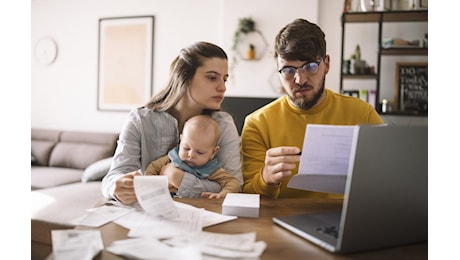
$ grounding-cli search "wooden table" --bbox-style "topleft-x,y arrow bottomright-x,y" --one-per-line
77,197 -> 427,260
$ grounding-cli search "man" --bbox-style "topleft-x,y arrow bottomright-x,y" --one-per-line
241,19 -> 384,199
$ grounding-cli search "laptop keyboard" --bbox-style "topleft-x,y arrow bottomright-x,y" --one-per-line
316,225 -> 339,238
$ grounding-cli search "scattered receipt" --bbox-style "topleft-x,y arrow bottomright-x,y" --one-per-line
51,229 -> 103,260
164,231 -> 267,258
106,237 -> 202,260
134,175 -> 179,219
75,205 -> 134,227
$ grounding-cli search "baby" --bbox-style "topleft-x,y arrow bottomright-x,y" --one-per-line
145,115 -> 241,198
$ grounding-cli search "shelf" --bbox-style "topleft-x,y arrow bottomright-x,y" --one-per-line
382,10 -> 428,22
342,74 -> 377,79
340,9 -> 428,114
342,10 -> 428,23
381,48 -> 427,55
234,30 -> 268,61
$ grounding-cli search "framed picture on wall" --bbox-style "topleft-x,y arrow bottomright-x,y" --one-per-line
97,16 -> 154,111
394,62 -> 428,114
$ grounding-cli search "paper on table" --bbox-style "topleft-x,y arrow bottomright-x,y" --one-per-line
106,237 -> 202,260
164,231 -> 267,258
51,229 -> 103,260
113,201 -> 237,232
165,231 -> 256,251
111,209 -> 142,229
202,241 -> 267,259
202,208 -> 237,227
134,175 -> 179,219
75,205 -> 134,227
174,201 -> 237,227
127,206 -> 204,238
288,124 -> 359,194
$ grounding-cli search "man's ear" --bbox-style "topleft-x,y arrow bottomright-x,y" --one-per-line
324,55 -> 330,74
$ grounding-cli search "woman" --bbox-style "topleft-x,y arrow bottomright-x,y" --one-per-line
101,42 -> 242,204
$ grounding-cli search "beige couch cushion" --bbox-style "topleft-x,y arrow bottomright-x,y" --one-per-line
81,157 -> 113,183
31,129 -> 119,189
31,129 -> 61,166
31,166 -> 84,190
49,131 -> 118,169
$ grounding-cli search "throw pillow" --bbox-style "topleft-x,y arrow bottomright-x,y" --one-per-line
81,157 -> 113,183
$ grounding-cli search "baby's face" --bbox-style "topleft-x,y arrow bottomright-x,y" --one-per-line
178,131 -> 218,167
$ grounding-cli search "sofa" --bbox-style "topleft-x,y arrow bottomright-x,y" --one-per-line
31,128 -> 119,259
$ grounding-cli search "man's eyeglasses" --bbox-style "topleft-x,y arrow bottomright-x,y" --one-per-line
278,60 -> 322,80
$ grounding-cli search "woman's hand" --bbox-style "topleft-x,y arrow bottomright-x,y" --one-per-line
262,146 -> 301,186
160,163 -> 185,190
114,170 -> 141,204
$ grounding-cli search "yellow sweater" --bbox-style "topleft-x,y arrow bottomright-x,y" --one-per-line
241,89 -> 384,199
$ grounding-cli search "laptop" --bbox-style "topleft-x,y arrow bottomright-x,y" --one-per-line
273,125 -> 428,253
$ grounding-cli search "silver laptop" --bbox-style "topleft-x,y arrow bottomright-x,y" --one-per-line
273,125 -> 428,253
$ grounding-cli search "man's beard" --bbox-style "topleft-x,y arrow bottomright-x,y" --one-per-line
289,76 -> 325,110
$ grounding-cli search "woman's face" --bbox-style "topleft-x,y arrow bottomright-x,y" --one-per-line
187,57 -> 228,110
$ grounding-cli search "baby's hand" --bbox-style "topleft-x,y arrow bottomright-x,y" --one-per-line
201,192 -> 224,199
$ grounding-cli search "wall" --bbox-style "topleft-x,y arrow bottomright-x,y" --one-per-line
31,0 -> 321,132
32,0 -> 220,132
31,0 -> 427,132
221,0 -> 318,97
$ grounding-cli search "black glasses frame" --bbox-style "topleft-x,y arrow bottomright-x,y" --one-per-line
278,60 -> 322,78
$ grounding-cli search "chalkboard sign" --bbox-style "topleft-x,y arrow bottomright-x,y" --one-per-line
394,62 -> 428,114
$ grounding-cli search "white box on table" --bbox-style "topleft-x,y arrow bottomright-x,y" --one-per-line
222,193 -> 260,218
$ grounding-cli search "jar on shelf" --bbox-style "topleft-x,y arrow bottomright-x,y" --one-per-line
247,44 -> 255,60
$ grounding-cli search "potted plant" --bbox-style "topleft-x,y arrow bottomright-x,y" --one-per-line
232,17 -> 256,51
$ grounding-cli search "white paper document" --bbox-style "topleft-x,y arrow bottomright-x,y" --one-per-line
299,124 -> 358,176
164,231 -> 267,258
288,124 -> 359,194
202,208 -> 237,227
108,202 -> 236,238
174,201 -> 237,227
51,175 -> 262,259
134,175 -> 180,219
106,237 -> 202,260
51,229 -> 104,260
127,206 -> 204,238
76,205 -> 134,227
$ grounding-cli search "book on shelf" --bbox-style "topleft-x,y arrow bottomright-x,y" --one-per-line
358,89 -> 368,102
368,90 -> 376,108
342,89 -> 375,107
342,90 -> 359,98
